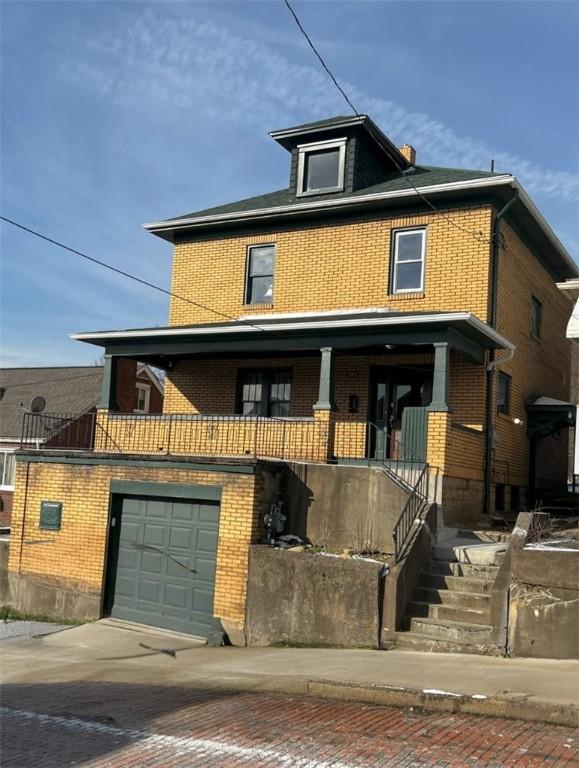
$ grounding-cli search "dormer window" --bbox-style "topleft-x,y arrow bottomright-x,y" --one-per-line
296,138 -> 346,196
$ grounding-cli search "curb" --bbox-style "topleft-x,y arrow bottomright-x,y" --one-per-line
191,673 -> 579,728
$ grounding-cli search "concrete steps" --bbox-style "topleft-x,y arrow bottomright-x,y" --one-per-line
395,535 -> 502,655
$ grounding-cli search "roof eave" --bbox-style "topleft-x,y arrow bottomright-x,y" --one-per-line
143,175 -> 513,233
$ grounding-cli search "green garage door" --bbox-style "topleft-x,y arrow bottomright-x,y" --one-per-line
110,495 -> 220,637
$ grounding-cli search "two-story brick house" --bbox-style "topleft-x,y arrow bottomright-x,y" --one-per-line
6,115 -> 576,645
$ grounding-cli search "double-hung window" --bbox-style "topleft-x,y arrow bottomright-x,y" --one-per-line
245,245 -> 275,304
135,383 -> 151,413
497,371 -> 511,415
391,229 -> 426,293
237,369 -> 292,417
531,296 -> 542,339
297,138 -> 346,196
0,450 -> 15,490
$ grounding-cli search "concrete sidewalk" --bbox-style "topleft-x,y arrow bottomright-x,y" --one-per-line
1,620 -> 577,726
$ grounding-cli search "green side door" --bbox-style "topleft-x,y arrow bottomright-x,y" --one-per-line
109,495 -> 220,638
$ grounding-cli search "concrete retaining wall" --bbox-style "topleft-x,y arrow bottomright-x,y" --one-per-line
2,571 -> 101,620
246,545 -> 385,648
283,463 -> 409,553
508,547 -> 579,660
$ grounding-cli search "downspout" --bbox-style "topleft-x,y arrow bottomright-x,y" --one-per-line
483,191 -> 519,517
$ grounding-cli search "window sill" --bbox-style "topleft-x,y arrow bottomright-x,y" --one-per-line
387,292 -> 425,301
0,486 -> 14,492
242,303 -> 274,309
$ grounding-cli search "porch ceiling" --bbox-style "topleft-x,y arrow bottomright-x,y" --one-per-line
71,310 -> 514,367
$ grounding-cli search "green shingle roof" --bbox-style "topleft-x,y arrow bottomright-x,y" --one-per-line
167,165 -> 502,223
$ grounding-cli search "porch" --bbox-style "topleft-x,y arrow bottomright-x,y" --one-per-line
24,309 -> 514,473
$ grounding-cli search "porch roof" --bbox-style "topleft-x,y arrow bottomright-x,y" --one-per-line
71,309 -> 514,367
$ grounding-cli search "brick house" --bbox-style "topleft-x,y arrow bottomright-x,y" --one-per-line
0,363 -> 163,529
5,115 -> 576,644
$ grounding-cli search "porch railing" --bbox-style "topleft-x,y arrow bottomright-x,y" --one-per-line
392,463 -> 430,562
21,412 -> 330,463
20,412 -> 430,502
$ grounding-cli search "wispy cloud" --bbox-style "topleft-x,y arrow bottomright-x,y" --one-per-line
58,6 -> 579,204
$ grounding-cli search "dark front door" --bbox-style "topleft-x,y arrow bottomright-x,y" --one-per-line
368,366 -> 432,460
108,495 -> 220,637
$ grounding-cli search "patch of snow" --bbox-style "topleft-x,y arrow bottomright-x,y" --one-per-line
422,688 -> 463,698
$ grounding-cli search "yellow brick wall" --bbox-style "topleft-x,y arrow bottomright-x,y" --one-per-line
169,207 -> 493,326
8,459 -> 266,627
493,220 -> 571,488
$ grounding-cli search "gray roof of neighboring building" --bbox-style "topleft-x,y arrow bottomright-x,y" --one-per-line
0,367 -> 103,440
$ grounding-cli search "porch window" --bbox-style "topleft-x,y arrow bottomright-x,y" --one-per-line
237,369 -> 291,417
391,229 -> 426,293
497,371 -> 511,415
245,245 -> 275,304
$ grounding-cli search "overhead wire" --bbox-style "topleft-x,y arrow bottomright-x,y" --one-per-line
282,0 -> 492,245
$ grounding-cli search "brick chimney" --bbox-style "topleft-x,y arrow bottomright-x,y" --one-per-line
399,144 -> 416,165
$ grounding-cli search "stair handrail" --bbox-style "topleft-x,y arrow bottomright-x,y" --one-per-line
392,462 -> 430,562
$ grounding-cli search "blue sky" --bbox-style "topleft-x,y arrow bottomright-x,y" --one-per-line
1,0 -> 578,366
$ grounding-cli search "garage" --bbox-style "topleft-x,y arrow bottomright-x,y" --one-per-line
106,485 -> 221,639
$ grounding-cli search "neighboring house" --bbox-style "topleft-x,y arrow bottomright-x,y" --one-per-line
0,363 -> 163,529
557,279 -> 579,478
4,115 -> 576,646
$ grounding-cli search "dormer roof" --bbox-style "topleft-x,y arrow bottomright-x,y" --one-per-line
269,113 -> 411,173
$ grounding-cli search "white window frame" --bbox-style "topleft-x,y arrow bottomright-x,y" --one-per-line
391,228 -> 426,294
135,383 -> 151,413
0,449 -> 16,491
296,138 -> 347,197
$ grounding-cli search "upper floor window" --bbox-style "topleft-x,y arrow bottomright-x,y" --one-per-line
531,296 -> 542,338
135,383 -> 151,413
297,138 -> 346,196
497,371 -> 511,415
391,228 -> 426,293
0,450 -> 15,490
237,369 -> 292,417
245,244 -> 275,304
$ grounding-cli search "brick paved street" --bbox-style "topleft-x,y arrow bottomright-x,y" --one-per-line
1,682 -> 577,767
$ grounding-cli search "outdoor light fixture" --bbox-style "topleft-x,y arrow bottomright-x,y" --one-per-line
513,417 -> 524,426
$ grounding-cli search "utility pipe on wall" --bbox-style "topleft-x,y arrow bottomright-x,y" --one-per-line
483,192 -> 519,518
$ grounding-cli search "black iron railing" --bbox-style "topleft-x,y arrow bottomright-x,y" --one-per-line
21,411 -> 96,450
392,462 -> 430,562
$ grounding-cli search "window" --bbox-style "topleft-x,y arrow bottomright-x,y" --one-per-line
495,483 -> 505,513
245,245 -> 275,304
531,296 -> 542,338
391,229 -> 426,293
0,450 -> 15,490
297,139 -> 346,196
497,371 -> 511,415
135,383 -> 151,413
237,369 -> 292,417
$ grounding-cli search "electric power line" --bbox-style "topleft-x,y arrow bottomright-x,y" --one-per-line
282,0 -> 491,245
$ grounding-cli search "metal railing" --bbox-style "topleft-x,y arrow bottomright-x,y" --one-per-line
21,412 -> 330,463
392,462 -> 430,562
21,411 -> 96,450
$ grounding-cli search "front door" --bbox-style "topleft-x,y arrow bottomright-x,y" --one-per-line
368,366 -> 432,460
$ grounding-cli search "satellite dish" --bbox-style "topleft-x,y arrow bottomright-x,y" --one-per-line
30,396 -> 46,413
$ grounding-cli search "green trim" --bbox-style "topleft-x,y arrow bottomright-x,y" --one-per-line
98,355 -> 118,410
428,342 -> 451,412
110,480 -> 222,501
15,453 -> 256,474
